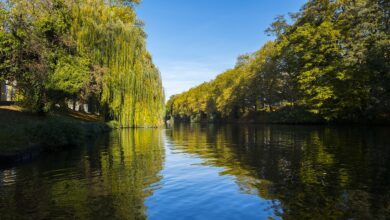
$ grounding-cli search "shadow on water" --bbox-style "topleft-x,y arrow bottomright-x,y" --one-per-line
166,124 -> 390,219
0,129 -> 165,219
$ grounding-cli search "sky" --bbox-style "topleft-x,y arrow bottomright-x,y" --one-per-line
137,0 -> 307,99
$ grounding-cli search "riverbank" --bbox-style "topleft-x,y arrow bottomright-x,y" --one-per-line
0,106 -> 110,166
169,106 -> 390,125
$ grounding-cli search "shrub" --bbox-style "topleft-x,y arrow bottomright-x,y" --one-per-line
268,106 -> 324,124
107,120 -> 119,129
30,119 -> 86,151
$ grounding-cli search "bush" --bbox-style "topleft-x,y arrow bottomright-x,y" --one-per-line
107,120 -> 119,129
30,119 -> 86,151
268,106 -> 324,124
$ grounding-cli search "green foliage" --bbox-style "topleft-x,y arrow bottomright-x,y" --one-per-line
0,107 -> 109,156
47,55 -> 90,97
31,118 -> 86,150
30,117 -> 109,151
71,0 -> 165,127
168,0 -> 390,124
1,0 -> 164,126
107,120 -> 120,129
268,106 -> 324,124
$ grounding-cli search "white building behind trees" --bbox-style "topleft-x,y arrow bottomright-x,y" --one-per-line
0,80 -> 17,102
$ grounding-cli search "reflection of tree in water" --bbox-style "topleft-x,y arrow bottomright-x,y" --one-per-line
0,129 -> 164,219
167,124 -> 390,219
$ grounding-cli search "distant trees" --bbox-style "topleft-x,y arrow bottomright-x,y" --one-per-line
167,0 -> 389,123
0,0 -> 165,127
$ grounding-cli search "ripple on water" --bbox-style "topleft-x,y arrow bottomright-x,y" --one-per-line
0,168 -> 17,186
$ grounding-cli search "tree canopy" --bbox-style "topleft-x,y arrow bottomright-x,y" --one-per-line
167,0 -> 389,124
0,0 -> 165,127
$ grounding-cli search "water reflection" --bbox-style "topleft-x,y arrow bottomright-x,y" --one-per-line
0,129 -> 164,219
167,124 -> 390,219
1,125 -> 390,219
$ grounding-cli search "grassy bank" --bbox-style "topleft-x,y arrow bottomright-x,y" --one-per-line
0,106 -> 110,165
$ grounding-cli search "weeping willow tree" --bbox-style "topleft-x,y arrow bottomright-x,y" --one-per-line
70,0 -> 164,127
1,0 -> 164,127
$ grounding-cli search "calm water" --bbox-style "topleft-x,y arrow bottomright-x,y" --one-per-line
1,124 -> 390,219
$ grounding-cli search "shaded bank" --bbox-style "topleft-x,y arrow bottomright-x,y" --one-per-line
0,106 -> 109,166
168,106 -> 390,125
168,106 -> 325,125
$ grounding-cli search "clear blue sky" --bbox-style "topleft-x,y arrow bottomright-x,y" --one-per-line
137,0 -> 307,99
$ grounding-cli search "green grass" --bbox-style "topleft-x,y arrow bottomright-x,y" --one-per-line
0,106 -> 109,156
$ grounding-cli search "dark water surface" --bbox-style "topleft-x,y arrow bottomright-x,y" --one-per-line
1,124 -> 390,219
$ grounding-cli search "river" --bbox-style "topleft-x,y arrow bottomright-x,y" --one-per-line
1,124 -> 389,219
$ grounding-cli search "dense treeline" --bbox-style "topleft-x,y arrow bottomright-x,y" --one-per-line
0,0 -> 164,127
167,0 -> 389,124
